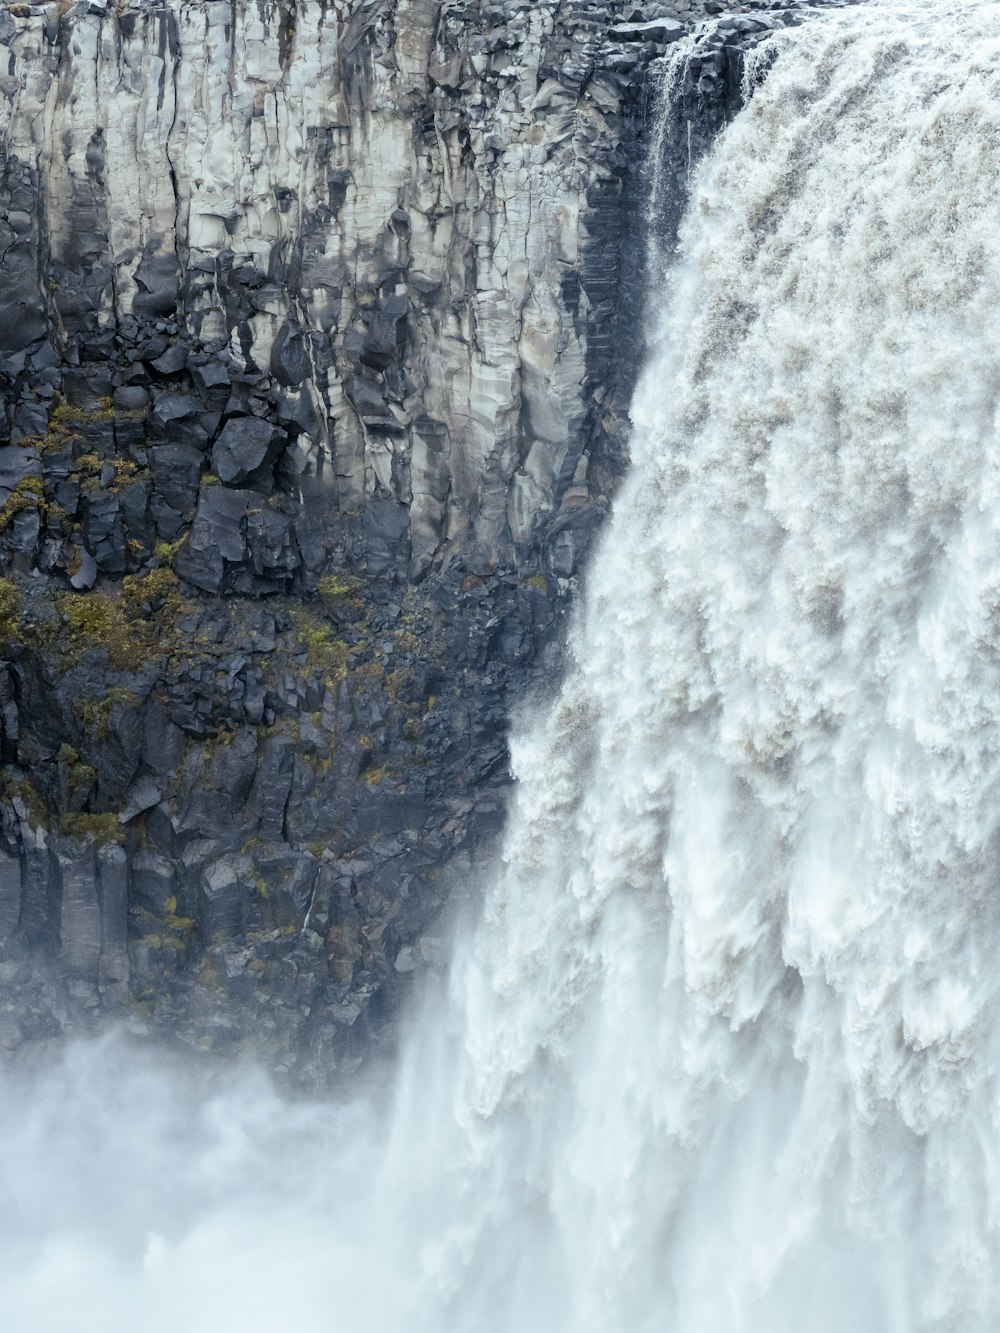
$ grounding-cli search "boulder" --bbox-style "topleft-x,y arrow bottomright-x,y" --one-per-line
210,416 -> 279,485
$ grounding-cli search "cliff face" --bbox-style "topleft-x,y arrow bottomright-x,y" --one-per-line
0,0 -> 830,1082
2,0 -> 652,582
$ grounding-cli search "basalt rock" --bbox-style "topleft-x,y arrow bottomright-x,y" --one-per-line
0,0 -> 856,1085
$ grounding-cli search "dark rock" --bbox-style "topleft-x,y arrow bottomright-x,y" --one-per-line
211,416 -> 279,485
150,443 -> 203,511
150,344 -> 188,375
174,487 -> 254,591
0,0 -> 850,1085
56,842 -> 101,979
0,849 -> 21,943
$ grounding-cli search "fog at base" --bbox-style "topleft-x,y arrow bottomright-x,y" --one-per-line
7,3 -> 1000,1329
0,1036 -> 402,1330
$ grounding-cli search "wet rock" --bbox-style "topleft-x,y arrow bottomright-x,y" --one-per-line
56,842 -> 101,979
211,416 -> 279,486
0,0 -> 860,1085
0,849 -> 21,942
610,17 -> 685,41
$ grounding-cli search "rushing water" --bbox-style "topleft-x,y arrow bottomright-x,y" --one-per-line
7,2 -> 1000,1328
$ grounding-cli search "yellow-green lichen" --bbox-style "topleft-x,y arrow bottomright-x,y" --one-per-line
57,810 -> 124,844
287,608 -> 348,684
317,572 -> 366,616
74,686 -> 140,740
56,589 -> 153,670
0,577 -> 20,642
0,477 -> 45,532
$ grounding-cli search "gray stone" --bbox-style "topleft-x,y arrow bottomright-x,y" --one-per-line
68,548 -> 98,590
0,849 -> 21,942
119,776 -> 162,824
97,844 -> 129,990
56,843 -> 101,979
610,17 -> 685,41
0,0 -> 850,1084
211,416 -> 278,485
150,444 -> 203,511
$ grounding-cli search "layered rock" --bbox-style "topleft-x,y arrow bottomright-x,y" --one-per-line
0,0 -> 853,1083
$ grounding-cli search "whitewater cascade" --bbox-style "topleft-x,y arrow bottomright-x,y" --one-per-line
5,2 -> 1000,1329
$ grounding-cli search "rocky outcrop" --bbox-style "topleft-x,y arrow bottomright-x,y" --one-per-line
0,0 -> 654,585
0,0 -> 854,1084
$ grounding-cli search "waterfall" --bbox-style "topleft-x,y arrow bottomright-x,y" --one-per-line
5,2 -> 1000,1329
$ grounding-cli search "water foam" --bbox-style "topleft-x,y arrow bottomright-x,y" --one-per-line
7,3 -> 1000,1328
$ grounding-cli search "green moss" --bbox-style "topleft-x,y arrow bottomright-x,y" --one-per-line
110,459 -> 148,489
59,560 -> 196,678
51,398 -> 115,428
304,749 -> 334,777
75,687 -> 140,740
163,896 -> 196,934
525,574 -> 547,590
0,577 -> 20,642
56,589 -> 153,670
49,404 -> 76,430
0,477 -> 45,532
38,401 -> 110,453
67,761 -> 96,804
288,608 -> 348,684
393,629 -> 420,654
2,775 -> 48,827
154,536 -> 185,565
317,572 -> 366,614
64,453 -> 151,498
403,716 -> 421,743
33,391 -> 141,459
57,811 -> 123,844
137,932 -> 184,953
121,567 -> 187,618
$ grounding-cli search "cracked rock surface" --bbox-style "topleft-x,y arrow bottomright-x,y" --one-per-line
0,0 -> 852,1084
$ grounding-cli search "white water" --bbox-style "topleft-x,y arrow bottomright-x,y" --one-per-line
7,2 -> 1000,1328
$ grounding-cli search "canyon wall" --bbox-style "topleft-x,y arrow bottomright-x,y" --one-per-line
0,0 -> 825,1082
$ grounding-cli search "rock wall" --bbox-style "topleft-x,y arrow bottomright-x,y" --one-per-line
1,0 -> 655,585
0,0 -> 850,1084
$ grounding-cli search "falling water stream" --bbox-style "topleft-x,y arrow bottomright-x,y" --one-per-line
5,2 -> 1000,1328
